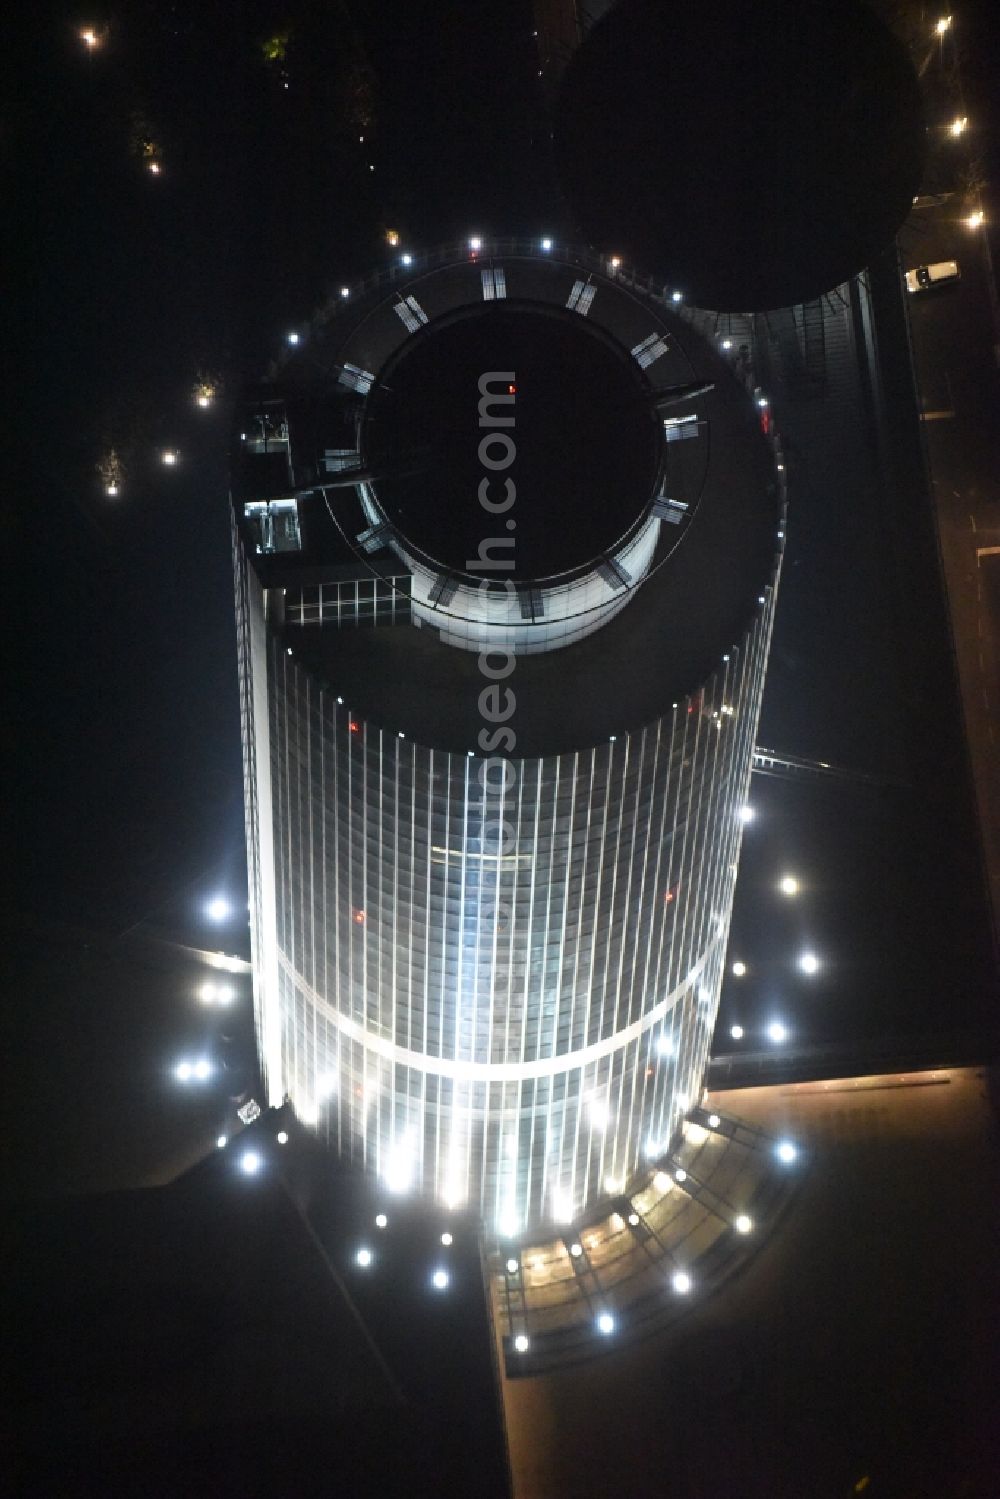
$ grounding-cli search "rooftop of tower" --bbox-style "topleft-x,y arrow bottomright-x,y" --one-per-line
232,244 -> 782,757
363,301 -> 660,579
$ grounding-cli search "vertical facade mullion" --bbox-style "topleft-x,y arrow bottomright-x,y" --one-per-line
245,516 -> 784,1235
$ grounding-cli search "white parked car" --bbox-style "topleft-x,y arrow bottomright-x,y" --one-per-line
905,261 -> 960,293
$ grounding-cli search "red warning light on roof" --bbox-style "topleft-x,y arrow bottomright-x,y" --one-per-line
353,908 -> 366,925
349,721 -> 361,733
508,384 -> 516,395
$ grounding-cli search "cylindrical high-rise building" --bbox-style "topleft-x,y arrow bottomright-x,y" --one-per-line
234,241 -> 784,1236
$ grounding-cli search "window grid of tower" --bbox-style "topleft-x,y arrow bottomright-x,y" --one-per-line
245,585 -> 776,1234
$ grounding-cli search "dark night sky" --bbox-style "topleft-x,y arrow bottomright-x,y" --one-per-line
5,0 -> 998,1089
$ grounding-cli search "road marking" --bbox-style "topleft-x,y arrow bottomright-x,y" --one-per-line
920,410 -> 955,421
976,546 -> 1000,558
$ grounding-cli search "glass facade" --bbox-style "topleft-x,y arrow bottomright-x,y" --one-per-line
237,555 -> 777,1234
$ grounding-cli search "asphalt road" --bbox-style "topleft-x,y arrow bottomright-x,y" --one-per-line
897,198 -> 1000,938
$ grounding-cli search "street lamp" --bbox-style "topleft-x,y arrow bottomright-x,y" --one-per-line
949,116 -> 968,137
965,209 -> 985,230
174,1057 -> 212,1083
934,16 -> 952,36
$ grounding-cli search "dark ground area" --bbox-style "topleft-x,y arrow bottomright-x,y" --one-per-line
1,1112 -> 509,1497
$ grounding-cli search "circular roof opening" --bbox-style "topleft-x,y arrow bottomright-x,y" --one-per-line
363,303 -> 661,579
555,0 -> 925,311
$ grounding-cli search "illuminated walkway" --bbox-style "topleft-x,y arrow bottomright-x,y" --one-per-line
490,1105 -> 799,1375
